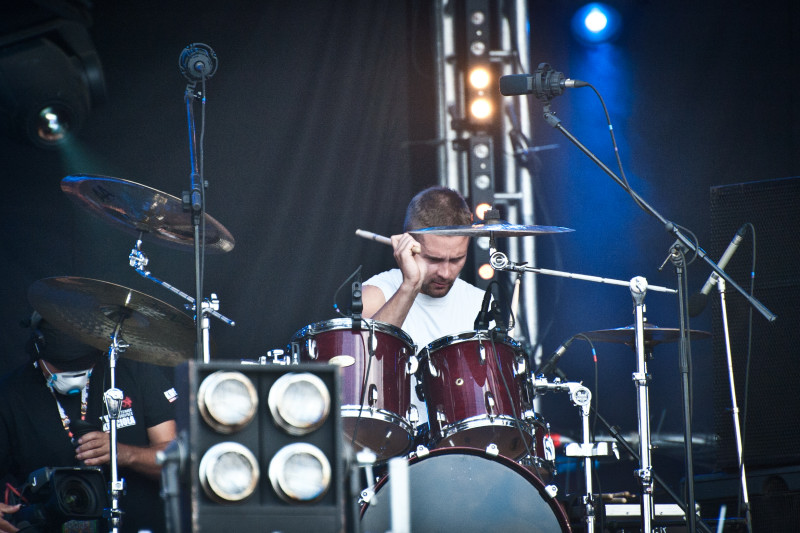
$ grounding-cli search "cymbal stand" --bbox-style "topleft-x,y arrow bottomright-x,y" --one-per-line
104,320 -> 129,533
629,276 -> 655,533
129,236 -> 235,362
717,278 -> 753,532
532,377 -> 598,533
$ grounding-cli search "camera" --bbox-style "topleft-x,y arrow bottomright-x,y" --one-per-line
14,466 -> 108,530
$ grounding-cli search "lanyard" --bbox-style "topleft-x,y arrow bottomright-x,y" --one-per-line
44,372 -> 91,439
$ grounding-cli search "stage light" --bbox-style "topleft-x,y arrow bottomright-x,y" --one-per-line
478,263 -> 495,280
268,443 -> 332,503
468,66 -> 491,90
475,202 -> 492,220
0,20 -> 105,148
198,442 -> 260,503
572,3 -> 622,44
197,371 -> 258,434
469,97 -> 493,121
268,372 -> 331,436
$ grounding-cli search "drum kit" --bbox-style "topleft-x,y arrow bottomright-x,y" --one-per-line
27,173 -> 714,533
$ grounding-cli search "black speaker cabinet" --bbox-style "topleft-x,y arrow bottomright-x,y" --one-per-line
709,176 -> 800,471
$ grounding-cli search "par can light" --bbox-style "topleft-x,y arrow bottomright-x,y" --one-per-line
198,442 -> 260,503
197,371 -> 258,434
268,372 -> 331,436
268,443 -> 332,503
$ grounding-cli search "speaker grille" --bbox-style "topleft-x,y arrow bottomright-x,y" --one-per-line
709,176 -> 800,470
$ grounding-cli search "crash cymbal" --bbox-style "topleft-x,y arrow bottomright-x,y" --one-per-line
578,323 -> 711,347
410,221 -> 573,237
61,174 -> 235,253
28,277 -> 196,366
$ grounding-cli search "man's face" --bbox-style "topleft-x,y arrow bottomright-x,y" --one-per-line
417,234 -> 470,297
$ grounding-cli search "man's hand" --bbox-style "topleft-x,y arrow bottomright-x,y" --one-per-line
391,233 -> 426,293
75,431 -> 111,466
0,503 -> 20,532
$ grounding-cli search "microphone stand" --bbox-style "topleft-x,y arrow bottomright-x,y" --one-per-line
536,99 -> 778,532
717,278 -> 753,532
182,81 -> 207,361
104,320 -> 129,533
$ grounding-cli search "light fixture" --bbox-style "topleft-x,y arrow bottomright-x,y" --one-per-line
198,442 -> 260,503
268,443 -> 332,503
572,3 -> 622,45
268,372 -> 331,436
197,371 -> 258,434
0,20 -> 105,148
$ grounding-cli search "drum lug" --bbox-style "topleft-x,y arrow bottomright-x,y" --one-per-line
478,341 -> 486,365
484,391 -> 497,418
427,356 -> 439,378
406,355 -> 419,375
485,443 -> 499,456
407,404 -> 419,426
513,355 -> 527,376
307,338 -> 318,360
414,444 -> 430,458
360,487 -> 375,505
544,484 -> 559,498
368,384 -> 379,408
543,434 -> 556,462
290,342 -> 301,364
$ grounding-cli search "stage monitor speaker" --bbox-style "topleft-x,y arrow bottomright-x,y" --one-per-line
709,176 -> 800,471
173,360 -> 345,532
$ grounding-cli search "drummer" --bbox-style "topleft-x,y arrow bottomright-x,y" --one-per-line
362,186 -> 489,427
0,313 -> 177,533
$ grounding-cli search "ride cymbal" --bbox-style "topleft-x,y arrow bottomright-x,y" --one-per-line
61,174 -> 235,253
578,323 -> 711,347
28,276 -> 196,366
410,221 -> 573,237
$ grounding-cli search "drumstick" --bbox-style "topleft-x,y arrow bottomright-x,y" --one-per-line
355,229 -> 421,254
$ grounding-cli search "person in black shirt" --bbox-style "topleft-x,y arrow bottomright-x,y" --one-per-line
0,315 -> 177,533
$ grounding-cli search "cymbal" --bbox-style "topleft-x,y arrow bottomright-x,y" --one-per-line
410,221 -> 573,237
61,175 -> 235,253
28,277 -> 196,366
578,323 -> 711,347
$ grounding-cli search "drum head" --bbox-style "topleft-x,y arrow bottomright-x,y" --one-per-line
361,448 -> 570,533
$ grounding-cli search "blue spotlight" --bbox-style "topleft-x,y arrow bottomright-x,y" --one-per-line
572,3 -> 621,44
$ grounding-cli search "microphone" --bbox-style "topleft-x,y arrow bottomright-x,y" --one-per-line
500,63 -> 588,100
179,43 -> 218,82
536,336 -> 575,376
688,224 -> 748,317
474,284 -> 494,330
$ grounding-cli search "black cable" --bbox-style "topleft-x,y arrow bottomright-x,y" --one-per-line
332,265 -> 362,317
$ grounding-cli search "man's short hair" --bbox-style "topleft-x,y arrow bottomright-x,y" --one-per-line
403,186 -> 473,231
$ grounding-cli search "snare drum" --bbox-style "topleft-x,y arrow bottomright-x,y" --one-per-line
290,318 -> 416,461
420,331 -> 535,459
361,447 -> 571,533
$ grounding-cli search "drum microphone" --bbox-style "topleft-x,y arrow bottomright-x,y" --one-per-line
499,63 -> 588,100
536,336 -> 575,376
474,284 -> 494,330
688,224 -> 748,317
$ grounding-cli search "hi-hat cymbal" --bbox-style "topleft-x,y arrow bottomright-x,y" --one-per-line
28,277 -> 196,366
410,221 -> 573,237
61,175 -> 235,253
578,323 -> 711,347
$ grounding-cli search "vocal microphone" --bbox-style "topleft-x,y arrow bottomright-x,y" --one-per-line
688,224 -> 748,317
179,43 -> 218,82
536,336 -> 575,376
500,63 -> 588,100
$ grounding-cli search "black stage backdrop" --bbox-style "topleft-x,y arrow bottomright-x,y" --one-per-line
1,0 -> 798,500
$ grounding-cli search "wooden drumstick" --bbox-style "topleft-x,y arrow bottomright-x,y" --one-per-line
355,229 -> 421,254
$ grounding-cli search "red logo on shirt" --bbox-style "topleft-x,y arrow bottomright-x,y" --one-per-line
122,396 -> 133,409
